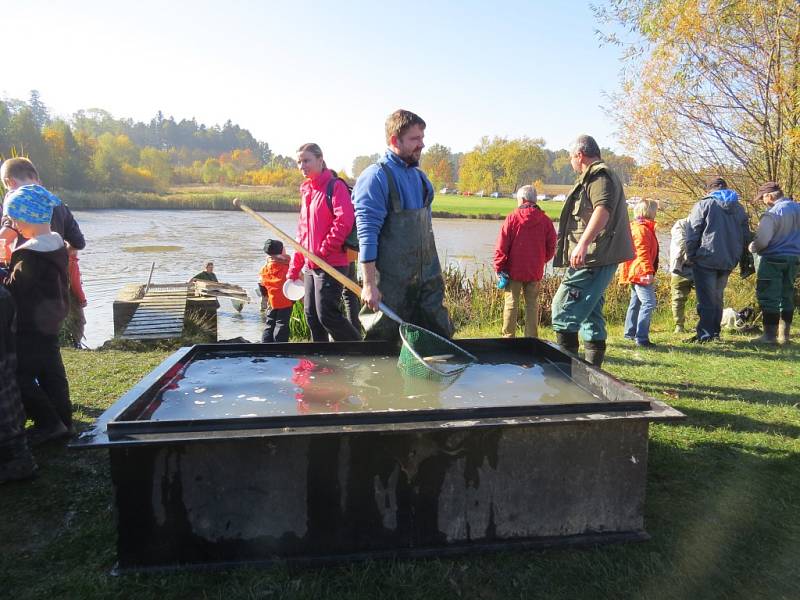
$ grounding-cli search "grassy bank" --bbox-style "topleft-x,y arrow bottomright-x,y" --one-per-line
60,186 -> 299,212
59,185 -> 568,220
2,275 -> 798,599
432,196 -> 564,220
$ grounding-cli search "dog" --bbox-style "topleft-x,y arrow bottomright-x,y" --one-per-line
721,307 -> 756,332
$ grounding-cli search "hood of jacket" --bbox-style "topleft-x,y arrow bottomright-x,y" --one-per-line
709,189 -> 740,206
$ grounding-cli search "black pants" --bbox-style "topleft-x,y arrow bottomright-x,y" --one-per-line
17,334 -> 71,429
342,262 -> 361,333
262,305 -> 292,343
304,268 -> 361,342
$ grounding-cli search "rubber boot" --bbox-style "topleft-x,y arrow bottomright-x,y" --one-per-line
778,310 -> 793,344
584,340 -> 607,368
751,312 -> 779,345
555,331 -> 580,356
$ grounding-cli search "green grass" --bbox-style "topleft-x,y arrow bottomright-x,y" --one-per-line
1,294 -> 799,598
58,185 -> 568,220
60,187 -> 299,211
432,195 -> 564,219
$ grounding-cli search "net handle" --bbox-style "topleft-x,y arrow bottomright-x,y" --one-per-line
234,198 -> 404,326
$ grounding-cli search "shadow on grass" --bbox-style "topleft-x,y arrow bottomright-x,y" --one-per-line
665,403 -> 800,438
1,429 -> 798,599
632,380 -> 800,408
609,338 -> 798,362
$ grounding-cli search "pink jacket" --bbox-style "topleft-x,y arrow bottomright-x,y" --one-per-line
288,169 -> 354,280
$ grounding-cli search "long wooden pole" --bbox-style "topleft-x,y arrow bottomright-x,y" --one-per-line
232,198 -> 402,323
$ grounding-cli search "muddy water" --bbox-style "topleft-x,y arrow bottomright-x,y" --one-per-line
74,209 -> 670,348
148,353 -> 602,421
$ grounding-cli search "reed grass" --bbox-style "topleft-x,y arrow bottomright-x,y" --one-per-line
59,188 -> 299,211
445,265 -> 763,339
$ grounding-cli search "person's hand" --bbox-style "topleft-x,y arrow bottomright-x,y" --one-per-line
748,242 -> 756,253
639,273 -> 654,285
361,282 -> 382,311
569,241 -> 589,268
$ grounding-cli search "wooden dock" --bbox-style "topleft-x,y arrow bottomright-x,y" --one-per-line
120,284 -> 189,340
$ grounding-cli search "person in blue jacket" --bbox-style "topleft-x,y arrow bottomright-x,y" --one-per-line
352,109 -> 453,342
748,181 -> 800,344
685,176 -> 751,342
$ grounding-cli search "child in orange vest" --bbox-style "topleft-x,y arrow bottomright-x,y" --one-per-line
259,239 -> 293,342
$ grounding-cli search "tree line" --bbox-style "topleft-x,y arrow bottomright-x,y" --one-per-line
0,91 -> 303,193
353,138 -> 639,195
1,91 -> 641,197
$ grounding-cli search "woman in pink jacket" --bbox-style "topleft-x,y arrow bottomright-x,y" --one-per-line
287,143 -> 360,341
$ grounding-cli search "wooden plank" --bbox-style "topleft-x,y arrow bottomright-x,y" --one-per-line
121,286 -> 190,340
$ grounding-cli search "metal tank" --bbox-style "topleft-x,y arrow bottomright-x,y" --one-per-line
72,338 -> 684,572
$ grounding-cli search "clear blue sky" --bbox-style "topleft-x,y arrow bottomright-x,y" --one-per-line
3,0 -> 627,172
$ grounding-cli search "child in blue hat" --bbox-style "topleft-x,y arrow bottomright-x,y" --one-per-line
2,159 -> 71,446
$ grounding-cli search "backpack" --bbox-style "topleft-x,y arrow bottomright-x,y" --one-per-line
324,173 -> 359,251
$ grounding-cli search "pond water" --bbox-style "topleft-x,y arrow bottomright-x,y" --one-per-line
75,209 -> 504,347
74,209 -> 670,348
148,352 -> 602,421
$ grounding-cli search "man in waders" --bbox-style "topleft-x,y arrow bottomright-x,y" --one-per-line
551,135 -> 634,368
352,109 -> 453,342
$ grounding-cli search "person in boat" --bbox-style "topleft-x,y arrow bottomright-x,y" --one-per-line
286,143 -> 360,342
352,109 -> 453,343
191,261 -> 218,282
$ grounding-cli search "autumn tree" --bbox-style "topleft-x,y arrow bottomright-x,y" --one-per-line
596,0 -> 800,208
420,144 -> 455,190
458,137 -> 547,194
352,153 -> 380,178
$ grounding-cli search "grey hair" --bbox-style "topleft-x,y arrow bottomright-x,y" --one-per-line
516,185 -> 537,203
572,135 -> 601,159
633,198 -> 658,220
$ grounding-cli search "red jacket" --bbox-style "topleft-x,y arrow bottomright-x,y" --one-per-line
493,203 -> 556,281
259,255 -> 293,310
618,218 -> 659,285
68,253 -> 87,306
288,169 -> 354,280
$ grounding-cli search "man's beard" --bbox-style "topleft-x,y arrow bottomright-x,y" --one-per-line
399,148 -> 421,165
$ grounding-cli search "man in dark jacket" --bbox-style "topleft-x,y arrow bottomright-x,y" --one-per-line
685,177 -> 750,342
0,285 -> 37,484
493,185 -> 556,337
551,135 -> 634,367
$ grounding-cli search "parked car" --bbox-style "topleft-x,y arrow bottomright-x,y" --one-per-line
490,191 -> 501,198
461,191 -> 473,196
476,190 -> 485,197
553,194 -> 567,202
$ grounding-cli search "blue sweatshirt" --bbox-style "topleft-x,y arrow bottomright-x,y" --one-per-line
352,151 -> 433,262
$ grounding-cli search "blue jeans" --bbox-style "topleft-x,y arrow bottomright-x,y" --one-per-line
551,264 -> 618,342
693,265 -> 731,340
624,283 -> 657,343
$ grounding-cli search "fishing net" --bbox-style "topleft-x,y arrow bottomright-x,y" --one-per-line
398,323 -> 476,382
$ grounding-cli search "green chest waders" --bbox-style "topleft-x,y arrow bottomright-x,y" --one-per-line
360,166 -> 454,344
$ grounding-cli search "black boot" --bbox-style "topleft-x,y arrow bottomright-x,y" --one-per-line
584,340 -> 607,368
556,331 -> 580,355
751,312 -> 780,345
779,310 -> 793,345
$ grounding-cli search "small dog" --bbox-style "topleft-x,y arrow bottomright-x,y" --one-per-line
721,307 -> 756,332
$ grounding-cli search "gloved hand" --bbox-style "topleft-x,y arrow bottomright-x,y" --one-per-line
497,272 -> 510,290
638,273 -> 655,285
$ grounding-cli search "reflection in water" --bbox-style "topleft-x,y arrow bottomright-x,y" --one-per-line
148,353 -> 602,421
